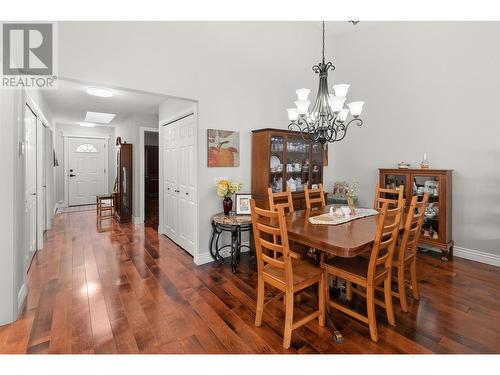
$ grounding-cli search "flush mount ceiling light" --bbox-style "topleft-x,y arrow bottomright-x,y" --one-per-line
287,21 -> 365,145
86,87 -> 113,97
85,111 -> 116,124
79,122 -> 96,127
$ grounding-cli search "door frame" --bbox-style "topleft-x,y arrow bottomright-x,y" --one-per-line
159,106 -> 199,260
138,127 -> 159,224
63,133 -> 110,207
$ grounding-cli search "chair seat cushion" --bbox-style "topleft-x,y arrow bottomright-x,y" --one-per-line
263,259 -> 322,286
322,255 -> 385,279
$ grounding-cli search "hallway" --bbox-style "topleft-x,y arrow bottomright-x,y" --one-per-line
1,210 -> 500,354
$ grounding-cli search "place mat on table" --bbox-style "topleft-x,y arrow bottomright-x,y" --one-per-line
308,208 -> 379,225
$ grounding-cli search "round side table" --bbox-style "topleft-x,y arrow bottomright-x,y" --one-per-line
210,212 -> 253,273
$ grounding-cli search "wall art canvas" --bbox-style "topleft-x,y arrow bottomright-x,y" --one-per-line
207,129 -> 240,167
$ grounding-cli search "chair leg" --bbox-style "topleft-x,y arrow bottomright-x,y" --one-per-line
366,286 -> 378,342
255,277 -> 264,327
397,264 -> 408,312
283,290 -> 294,349
318,273 -> 326,327
384,276 -> 396,326
410,258 -> 420,300
346,281 -> 352,301
325,274 -> 330,312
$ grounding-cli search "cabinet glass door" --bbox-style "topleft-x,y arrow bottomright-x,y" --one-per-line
382,173 -> 408,201
413,175 -> 441,241
311,143 -> 323,187
269,135 -> 284,192
285,137 -> 310,192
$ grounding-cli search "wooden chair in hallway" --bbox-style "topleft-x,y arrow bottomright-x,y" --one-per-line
268,187 -> 309,260
250,199 -> 326,349
373,183 -> 405,210
304,184 -> 326,210
321,201 -> 403,342
96,194 -> 114,230
391,193 -> 429,312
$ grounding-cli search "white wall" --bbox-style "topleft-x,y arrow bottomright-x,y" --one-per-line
54,123 -> 115,206
0,87 -> 55,324
326,22 -> 500,257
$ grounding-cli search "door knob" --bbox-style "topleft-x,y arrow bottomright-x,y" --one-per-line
31,193 -> 36,196
185,192 -> 189,195
69,174 -> 76,177
174,189 -> 180,193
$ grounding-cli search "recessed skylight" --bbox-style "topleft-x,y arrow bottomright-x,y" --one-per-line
85,111 -> 116,124
86,87 -> 113,97
79,122 -> 96,127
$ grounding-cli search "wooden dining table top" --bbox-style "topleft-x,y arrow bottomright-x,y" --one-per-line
285,205 -> 393,258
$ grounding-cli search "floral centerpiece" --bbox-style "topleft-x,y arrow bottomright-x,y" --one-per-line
332,181 -> 358,214
217,179 -> 242,215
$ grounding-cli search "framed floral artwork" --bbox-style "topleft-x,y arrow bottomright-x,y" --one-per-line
207,129 -> 240,167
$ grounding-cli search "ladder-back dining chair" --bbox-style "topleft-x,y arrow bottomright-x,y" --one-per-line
304,184 -> 326,210
250,199 -> 326,349
392,193 -> 429,312
321,201 -> 403,342
267,187 -> 309,260
373,183 -> 405,210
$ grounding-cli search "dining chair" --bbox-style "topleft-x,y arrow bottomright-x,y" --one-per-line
250,199 -> 326,349
391,193 -> 429,312
320,201 -> 403,342
268,187 -> 309,260
373,183 -> 405,210
304,183 -> 326,210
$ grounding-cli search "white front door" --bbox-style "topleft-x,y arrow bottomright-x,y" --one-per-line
68,137 -> 107,206
162,114 -> 197,255
24,104 -> 37,272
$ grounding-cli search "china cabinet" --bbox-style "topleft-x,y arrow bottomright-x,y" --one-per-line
252,128 -> 326,210
379,168 -> 453,261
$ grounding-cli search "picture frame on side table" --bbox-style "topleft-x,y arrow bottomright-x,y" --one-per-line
235,193 -> 252,215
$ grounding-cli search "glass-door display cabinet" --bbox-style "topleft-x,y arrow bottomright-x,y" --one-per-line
252,128 -> 327,210
379,168 -> 453,261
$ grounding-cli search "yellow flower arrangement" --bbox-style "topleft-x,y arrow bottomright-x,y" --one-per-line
217,179 -> 242,198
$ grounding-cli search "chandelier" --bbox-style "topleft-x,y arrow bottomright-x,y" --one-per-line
287,21 -> 365,144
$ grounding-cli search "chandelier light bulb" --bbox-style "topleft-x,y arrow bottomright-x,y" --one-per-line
287,108 -> 299,121
328,96 -> 346,113
296,88 -> 311,101
295,100 -> 310,115
333,84 -> 350,97
338,108 -> 349,122
347,101 -> 364,117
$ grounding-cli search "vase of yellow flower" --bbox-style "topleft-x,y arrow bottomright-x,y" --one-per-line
217,179 -> 242,215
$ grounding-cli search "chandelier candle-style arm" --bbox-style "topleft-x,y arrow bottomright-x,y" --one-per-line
286,21 -> 365,145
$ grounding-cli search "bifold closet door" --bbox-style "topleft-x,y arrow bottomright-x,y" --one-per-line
162,114 -> 196,256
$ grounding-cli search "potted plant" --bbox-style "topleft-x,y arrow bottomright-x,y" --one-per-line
217,179 -> 242,215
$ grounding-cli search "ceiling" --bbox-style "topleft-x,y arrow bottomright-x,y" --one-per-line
42,79 -> 168,126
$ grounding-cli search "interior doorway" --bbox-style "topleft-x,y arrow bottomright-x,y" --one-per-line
144,131 -> 159,228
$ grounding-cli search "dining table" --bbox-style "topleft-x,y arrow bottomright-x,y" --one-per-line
284,204 -> 403,344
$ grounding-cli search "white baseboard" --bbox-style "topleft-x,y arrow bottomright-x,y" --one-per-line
17,283 -> 27,314
421,244 -> 500,267
132,216 -> 143,225
194,242 -> 251,266
453,246 -> 500,267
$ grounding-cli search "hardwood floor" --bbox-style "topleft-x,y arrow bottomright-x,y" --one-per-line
1,210 -> 499,354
